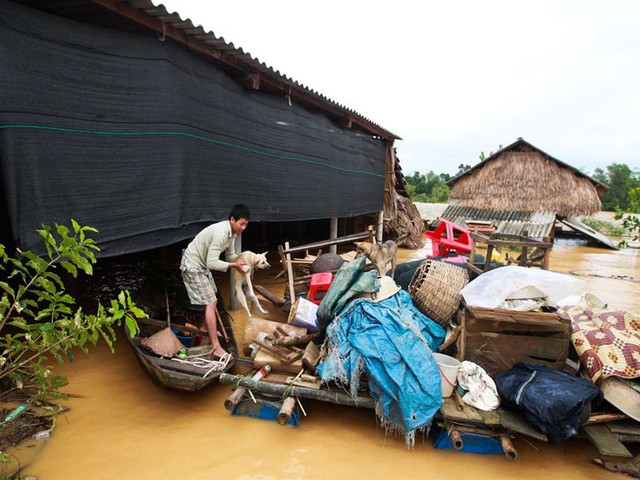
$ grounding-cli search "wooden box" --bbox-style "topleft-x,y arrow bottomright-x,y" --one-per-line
456,304 -> 571,372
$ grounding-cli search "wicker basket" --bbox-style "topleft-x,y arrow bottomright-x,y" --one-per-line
408,260 -> 469,325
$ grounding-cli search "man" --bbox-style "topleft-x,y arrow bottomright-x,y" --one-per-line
180,204 -> 250,358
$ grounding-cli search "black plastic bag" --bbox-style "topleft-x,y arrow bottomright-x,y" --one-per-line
495,362 -> 602,443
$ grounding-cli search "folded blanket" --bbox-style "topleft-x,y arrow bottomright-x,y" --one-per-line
561,304 -> 640,383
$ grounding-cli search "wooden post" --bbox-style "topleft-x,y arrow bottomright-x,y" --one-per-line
277,396 -> 297,425
542,236 -> 551,270
229,234 -> 242,310
283,241 -> 296,304
329,217 -> 338,255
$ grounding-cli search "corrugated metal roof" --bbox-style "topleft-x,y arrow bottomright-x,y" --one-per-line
439,204 -> 556,239
9,0 -> 400,141
559,217 -> 620,250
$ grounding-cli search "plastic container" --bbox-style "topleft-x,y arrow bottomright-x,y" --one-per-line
171,327 -> 194,348
432,352 -> 461,397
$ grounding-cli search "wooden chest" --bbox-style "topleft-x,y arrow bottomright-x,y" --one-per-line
456,304 -> 572,372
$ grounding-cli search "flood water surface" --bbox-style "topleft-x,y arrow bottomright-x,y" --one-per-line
19,244 -> 640,479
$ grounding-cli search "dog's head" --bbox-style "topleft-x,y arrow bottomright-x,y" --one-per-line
253,251 -> 271,270
354,241 -> 374,259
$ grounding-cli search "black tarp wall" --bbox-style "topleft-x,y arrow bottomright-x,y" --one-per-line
0,1 -> 386,256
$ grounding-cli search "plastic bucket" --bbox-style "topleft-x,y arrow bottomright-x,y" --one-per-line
432,352 -> 461,397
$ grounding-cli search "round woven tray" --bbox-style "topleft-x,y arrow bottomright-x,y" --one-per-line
408,259 -> 469,325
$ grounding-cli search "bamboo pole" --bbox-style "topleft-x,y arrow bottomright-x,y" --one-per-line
449,427 -> 464,450
224,387 -> 246,411
216,307 -> 229,343
277,396 -> 297,426
219,373 -> 375,409
500,434 -> 518,460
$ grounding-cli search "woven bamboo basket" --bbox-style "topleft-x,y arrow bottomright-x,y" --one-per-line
408,260 -> 469,325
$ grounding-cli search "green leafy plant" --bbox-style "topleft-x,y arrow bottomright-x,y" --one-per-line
580,217 -> 627,237
615,186 -> 640,248
0,220 -> 144,413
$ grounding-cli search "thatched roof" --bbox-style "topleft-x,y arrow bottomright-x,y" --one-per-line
384,147 -> 425,248
447,138 -> 605,217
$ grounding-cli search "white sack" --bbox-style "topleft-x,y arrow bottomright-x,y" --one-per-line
460,266 -> 585,309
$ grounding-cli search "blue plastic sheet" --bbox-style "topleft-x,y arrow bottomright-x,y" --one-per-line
317,289 -> 446,438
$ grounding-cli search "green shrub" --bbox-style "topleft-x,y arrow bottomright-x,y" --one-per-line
0,221 -> 145,467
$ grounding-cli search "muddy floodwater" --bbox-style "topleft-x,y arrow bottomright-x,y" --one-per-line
15,243 -> 640,479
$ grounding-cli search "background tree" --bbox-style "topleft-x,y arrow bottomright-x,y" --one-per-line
479,144 -> 503,162
405,171 -> 450,203
593,163 -> 640,211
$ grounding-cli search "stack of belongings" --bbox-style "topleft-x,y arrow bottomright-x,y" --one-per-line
316,256 -> 446,448
460,266 -> 640,472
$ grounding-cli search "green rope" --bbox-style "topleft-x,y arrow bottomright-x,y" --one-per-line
0,124 -> 384,178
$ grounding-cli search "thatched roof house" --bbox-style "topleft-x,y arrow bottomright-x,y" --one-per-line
447,138 -> 605,217
441,138 -> 616,248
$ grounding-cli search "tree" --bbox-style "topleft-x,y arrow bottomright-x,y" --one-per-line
615,186 -> 640,247
594,163 -> 640,211
456,164 -> 472,176
0,220 -> 144,454
404,171 -> 450,203
479,144 -> 503,162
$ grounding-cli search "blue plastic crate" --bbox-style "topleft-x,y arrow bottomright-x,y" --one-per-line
430,426 -> 503,455
231,396 -> 300,427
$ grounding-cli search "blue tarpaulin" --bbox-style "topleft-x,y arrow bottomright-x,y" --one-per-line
317,288 -> 446,445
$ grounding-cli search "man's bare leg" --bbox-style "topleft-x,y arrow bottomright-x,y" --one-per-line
202,300 -> 227,358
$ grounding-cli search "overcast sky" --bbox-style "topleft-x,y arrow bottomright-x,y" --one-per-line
158,0 -> 639,177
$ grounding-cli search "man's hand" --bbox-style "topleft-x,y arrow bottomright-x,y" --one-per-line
229,261 -> 249,273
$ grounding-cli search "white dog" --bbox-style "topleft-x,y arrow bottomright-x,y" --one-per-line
232,251 -> 270,317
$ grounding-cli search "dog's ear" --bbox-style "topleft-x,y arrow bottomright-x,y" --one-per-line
260,251 -> 268,257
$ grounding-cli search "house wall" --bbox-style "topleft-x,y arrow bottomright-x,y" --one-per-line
0,1 -> 386,256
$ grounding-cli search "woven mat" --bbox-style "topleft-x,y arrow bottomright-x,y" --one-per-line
560,305 -> 640,383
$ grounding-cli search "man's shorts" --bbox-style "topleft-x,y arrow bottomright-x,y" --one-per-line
180,254 -> 217,305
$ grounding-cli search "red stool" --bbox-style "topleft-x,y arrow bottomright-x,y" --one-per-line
307,272 -> 333,305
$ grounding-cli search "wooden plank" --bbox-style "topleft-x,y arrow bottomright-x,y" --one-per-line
280,231 -> 373,255
254,284 -> 285,306
498,408 -> 548,441
582,424 -> 633,458
465,307 -> 569,328
439,397 -> 500,426
601,376 -> 640,423
608,420 -> 640,436
253,348 -> 304,375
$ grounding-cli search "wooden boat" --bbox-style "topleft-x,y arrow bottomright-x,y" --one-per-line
127,310 -> 238,393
